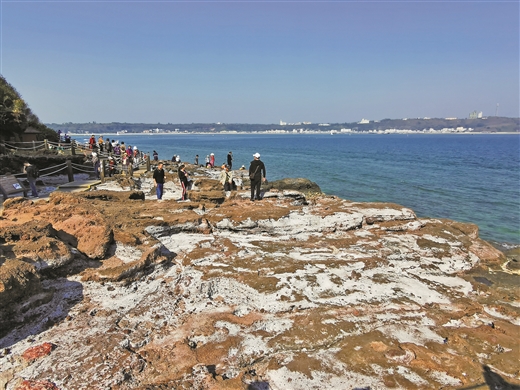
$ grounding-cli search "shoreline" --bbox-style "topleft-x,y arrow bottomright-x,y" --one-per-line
67,131 -> 520,136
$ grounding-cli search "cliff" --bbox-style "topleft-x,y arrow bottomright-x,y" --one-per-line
0,166 -> 518,390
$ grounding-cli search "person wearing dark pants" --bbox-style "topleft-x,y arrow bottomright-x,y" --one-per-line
249,152 -> 266,201
153,162 -> 165,200
227,151 -> 233,169
178,164 -> 190,201
24,162 -> 38,197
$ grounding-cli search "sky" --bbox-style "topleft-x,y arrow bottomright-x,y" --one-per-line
1,0 -> 519,124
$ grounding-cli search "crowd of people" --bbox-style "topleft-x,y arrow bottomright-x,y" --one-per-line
85,135 -> 150,178
150,150 -> 267,202
64,133 -> 268,203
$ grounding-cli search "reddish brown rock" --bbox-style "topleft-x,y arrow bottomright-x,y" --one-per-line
0,259 -> 40,309
15,379 -> 59,390
22,343 -> 55,361
0,175 -> 517,390
0,220 -> 74,271
81,245 -> 170,283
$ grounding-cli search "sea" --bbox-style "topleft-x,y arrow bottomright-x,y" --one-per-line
83,133 -> 520,248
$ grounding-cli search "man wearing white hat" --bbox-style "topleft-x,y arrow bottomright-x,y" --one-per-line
249,152 -> 266,201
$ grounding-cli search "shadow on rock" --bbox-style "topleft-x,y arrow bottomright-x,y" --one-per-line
458,365 -> 520,390
247,381 -> 271,390
0,278 -> 83,349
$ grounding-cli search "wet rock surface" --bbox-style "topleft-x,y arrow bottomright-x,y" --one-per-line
0,170 -> 518,390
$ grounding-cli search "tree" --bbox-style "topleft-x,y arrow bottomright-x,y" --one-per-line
0,74 -> 57,141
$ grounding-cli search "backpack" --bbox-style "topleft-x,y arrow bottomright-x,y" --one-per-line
27,165 -> 39,179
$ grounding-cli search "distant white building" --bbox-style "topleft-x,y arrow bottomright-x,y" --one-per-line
358,119 -> 370,124
280,120 -> 287,126
469,111 -> 483,119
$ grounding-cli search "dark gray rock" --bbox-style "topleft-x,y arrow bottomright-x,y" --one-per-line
262,178 -> 321,195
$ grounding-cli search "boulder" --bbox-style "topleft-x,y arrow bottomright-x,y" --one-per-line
47,193 -> 113,259
81,245 -> 170,284
0,221 -> 74,271
0,259 -> 41,309
262,177 -> 321,195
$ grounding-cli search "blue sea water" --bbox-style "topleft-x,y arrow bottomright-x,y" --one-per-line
93,133 -> 520,247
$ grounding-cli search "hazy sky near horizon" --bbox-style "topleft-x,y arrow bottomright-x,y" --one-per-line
1,0 -> 519,124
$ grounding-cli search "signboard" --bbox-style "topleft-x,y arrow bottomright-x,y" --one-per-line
0,175 -> 28,200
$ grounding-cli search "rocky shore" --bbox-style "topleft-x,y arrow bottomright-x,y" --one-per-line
0,163 -> 519,390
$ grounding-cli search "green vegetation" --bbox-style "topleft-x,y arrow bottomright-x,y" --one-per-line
0,75 -> 58,142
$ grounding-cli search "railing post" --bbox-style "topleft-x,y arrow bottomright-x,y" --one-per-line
146,154 -> 151,172
44,139 -> 49,150
71,141 -> 76,156
66,160 -> 74,182
33,140 -> 36,151
100,159 -> 106,183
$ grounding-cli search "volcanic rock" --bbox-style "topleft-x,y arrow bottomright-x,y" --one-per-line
262,177 -> 321,195
0,172 -> 518,390
0,220 -> 73,271
0,259 -> 41,309
22,343 -> 55,361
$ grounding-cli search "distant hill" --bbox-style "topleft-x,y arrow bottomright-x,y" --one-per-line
47,117 -> 519,134
365,116 -> 519,133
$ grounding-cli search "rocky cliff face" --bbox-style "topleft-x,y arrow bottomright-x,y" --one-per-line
0,170 -> 518,390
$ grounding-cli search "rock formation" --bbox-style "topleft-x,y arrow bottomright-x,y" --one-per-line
0,168 -> 518,390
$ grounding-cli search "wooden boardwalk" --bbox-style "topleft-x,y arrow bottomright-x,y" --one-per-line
56,179 -> 101,192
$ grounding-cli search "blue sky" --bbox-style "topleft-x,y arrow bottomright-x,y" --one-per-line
1,0 -> 518,124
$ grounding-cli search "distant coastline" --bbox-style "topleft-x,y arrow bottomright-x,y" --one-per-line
47,116 -> 520,135
66,131 -> 520,137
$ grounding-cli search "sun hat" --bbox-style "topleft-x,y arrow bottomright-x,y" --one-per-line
210,153 -> 214,156
253,152 -> 261,158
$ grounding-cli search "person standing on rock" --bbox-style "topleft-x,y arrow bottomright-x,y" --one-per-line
153,162 -> 165,200
105,138 -> 113,155
249,152 -> 266,201
23,161 -> 39,198
98,136 -> 104,152
209,153 -> 215,168
178,164 -> 189,201
108,157 -> 116,177
219,164 -> 233,198
89,135 -> 96,150
227,151 -> 233,169
91,152 -> 100,179
121,154 -> 128,175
